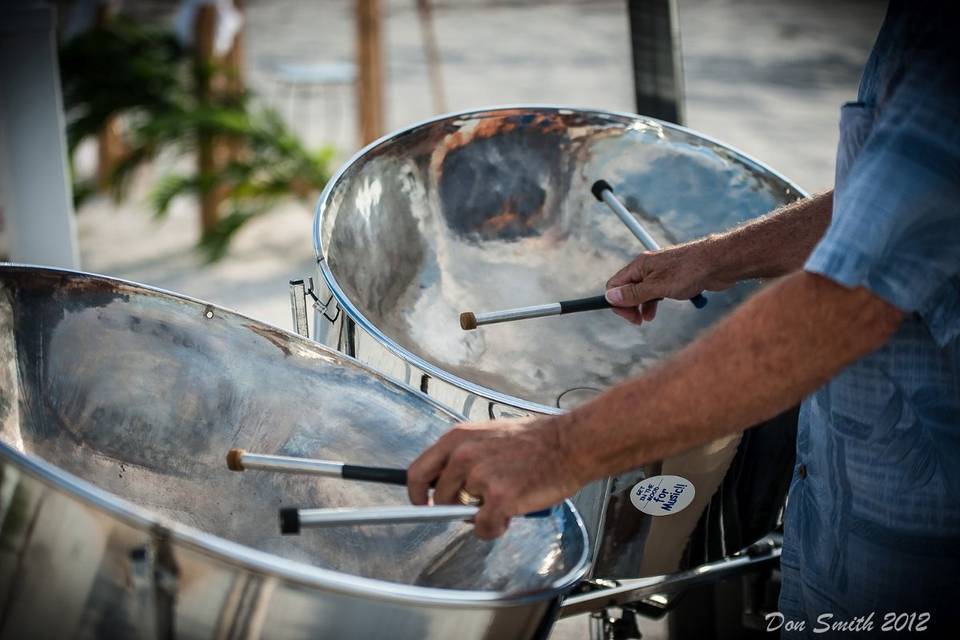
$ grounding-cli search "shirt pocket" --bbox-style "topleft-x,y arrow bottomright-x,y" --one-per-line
835,101 -> 875,190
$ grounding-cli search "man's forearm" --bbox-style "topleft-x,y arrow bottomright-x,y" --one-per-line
562,270 -> 900,483
696,190 -> 833,289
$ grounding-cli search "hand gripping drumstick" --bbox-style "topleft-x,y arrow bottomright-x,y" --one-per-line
225,449 -> 551,531
228,450 -> 496,496
459,295 -> 612,331
591,180 -> 708,309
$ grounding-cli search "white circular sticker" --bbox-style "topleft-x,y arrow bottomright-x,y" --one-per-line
630,475 -> 696,516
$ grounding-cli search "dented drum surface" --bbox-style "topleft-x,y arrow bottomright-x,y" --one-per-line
313,106 -> 804,579
0,266 -> 588,639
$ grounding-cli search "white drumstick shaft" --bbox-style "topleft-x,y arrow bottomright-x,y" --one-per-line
599,189 -> 661,252
473,302 -> 562,327
240,452 -> 344,476
298,505 -> 478,527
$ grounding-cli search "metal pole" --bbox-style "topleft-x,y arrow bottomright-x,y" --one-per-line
627,0 -> 685,124
0,3 -> 79,269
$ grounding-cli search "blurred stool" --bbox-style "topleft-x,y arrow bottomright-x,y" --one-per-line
263,60 -> 357,150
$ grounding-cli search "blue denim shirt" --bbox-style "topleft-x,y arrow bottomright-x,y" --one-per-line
778,2 -> 960,636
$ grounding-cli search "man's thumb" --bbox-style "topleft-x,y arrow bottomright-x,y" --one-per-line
605,284 -> 650,307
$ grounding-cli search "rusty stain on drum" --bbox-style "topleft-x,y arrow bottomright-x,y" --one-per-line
434,114 -> 571,240
246,323 -> 293,357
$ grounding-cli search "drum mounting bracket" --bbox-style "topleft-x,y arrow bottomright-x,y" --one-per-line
290,277 -> 340,339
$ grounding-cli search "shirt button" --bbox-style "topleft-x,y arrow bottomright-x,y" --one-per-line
798,464 -> 807,479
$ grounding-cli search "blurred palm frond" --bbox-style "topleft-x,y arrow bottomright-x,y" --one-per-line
60,17 -> 335,259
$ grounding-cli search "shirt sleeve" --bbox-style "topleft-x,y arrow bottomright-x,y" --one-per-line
805,56 -> 960,346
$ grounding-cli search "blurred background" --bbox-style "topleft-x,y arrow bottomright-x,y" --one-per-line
0,0 -> 885,330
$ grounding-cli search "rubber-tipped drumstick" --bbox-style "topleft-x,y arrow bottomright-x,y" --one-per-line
591,180 -> 708,309
459,294 -> 611,331
279,505 -> 554,534
227,448 -> 408,486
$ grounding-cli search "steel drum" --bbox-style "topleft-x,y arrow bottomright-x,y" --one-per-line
312,106 -> 804,579
0,265 -> 589,639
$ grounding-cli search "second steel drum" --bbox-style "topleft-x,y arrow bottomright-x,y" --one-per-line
312,106 -> 805,579
0,266 -> 588,639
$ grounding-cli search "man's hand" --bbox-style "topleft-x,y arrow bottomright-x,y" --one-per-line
604,191 -> 835,325
605,241 -> 725,325
406,417 -> 585,540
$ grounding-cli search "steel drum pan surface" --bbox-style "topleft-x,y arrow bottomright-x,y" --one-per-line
0,266 -> 588,640
313,106 -> 804,579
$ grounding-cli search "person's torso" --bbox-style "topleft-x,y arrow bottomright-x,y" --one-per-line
799,0 -> 960,542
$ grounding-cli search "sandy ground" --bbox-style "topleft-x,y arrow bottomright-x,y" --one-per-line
72,1 -> 886,636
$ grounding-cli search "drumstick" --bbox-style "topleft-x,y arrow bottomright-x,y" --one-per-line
459,294 -> 611,331
279,505 -> 553,534
591,180 -> 708,309
227,448 -> 408,485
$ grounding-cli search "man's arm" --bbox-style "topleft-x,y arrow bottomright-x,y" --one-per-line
564,271 -> 899,482
407,270 -> 902,539
606,190 -> 833,324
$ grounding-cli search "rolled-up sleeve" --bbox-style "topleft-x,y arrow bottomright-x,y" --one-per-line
805,58 -> 960,345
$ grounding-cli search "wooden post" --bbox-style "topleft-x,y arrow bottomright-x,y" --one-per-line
416,0 -> 445,114
356,0 -> 384,145
95,2 -> 126,191
96,115 -> 125,191
194,4 -> 219,235
193,2 -> 245,236
225,0 -> 245,98
225,0 -> 245,164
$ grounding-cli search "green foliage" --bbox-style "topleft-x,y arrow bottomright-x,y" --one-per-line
149,173 -> 206,217
199,205 -> 263,262
59,17 -> 186,155
59,17 -> 334,259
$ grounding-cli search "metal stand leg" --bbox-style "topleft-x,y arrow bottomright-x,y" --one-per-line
289,279 -> 310,338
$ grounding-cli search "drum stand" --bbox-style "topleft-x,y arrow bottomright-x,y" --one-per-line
564,535 -> 782,639
289,277 -> 327,339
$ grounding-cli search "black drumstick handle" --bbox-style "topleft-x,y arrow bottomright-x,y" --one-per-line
689,293 -> 708,308
558,295 -> 612,314
341,465 -> 409,486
